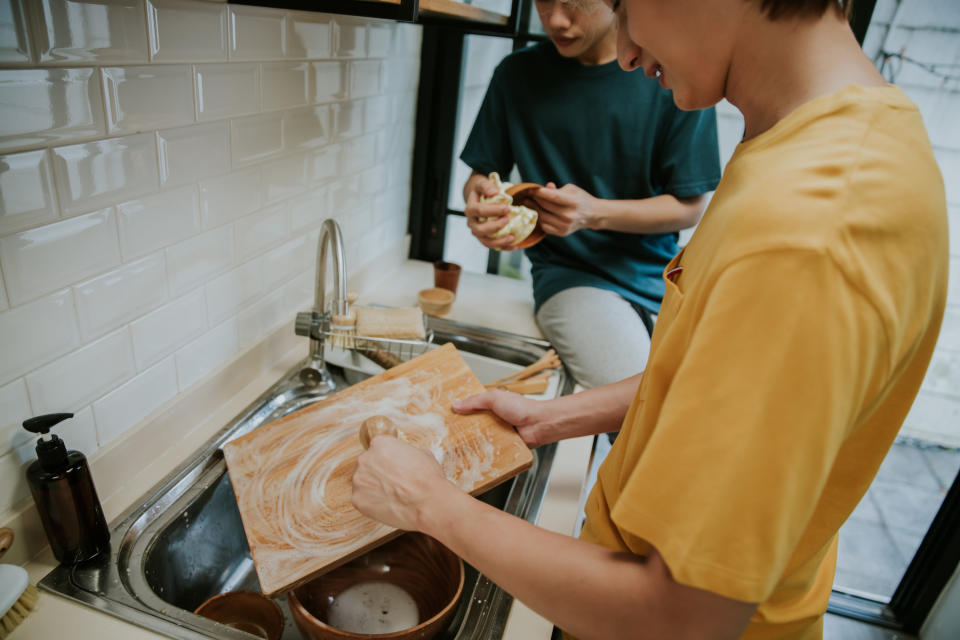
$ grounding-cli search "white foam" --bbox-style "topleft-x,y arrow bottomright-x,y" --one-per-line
327,581 -> 420,634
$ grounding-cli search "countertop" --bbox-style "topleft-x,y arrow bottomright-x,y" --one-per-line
9,258 -> 594,640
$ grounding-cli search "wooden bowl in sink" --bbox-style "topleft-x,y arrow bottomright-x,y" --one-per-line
288,533 -> 464,640
194,590 -> 284,640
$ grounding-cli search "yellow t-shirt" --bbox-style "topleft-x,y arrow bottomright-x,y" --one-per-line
578,85 -> 948,639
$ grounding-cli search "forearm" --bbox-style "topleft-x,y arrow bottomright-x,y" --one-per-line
535,373 -> 642,443
590,194 -> 707,234
420,485 -> 661,640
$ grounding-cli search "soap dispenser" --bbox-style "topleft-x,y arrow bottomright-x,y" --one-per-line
22,413 -> 110,564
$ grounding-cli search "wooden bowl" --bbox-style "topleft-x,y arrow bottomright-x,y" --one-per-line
504,182 -> 546,249
194,590 -> 284,640
417,287 -> 455,317
288,533 -> 464,640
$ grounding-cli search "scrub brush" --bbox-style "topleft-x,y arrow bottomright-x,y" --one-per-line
0,528 -> 38,639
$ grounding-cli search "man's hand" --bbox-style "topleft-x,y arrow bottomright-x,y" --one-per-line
464,174 -> 520,250
533,182 -> 599,236
352,437 -> 457,531
453,390 -> 556,448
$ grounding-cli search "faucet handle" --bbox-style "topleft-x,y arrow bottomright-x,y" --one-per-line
295,311 -> 324,339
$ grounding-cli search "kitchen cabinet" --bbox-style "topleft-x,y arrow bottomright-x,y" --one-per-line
231,0 -> 515,32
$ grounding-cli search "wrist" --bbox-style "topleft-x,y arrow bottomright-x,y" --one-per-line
415,480 -> 468,538
585,197 -> 608,231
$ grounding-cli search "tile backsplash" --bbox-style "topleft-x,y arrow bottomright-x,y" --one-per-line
0,0 -> 422,516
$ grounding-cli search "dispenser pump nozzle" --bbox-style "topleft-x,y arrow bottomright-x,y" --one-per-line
23,413 -> 74,471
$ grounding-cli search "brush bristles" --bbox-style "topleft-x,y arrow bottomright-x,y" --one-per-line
0,583 -> 37,639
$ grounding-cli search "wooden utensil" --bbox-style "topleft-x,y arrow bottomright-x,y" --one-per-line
485,348 -> 561,388
222,343 -> 533,597
358,415 -> 398,449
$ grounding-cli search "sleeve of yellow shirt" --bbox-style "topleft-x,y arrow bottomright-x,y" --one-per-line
608,247 -> 889,604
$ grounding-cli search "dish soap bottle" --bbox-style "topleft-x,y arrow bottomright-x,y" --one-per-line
22,413 -> 110,564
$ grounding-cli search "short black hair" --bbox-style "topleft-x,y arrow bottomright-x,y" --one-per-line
758,0 -> 852,20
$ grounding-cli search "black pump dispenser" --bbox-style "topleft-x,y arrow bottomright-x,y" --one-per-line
23,412 -> 110,564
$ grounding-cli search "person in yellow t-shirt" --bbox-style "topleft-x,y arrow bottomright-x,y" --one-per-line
350,0 -> 949,638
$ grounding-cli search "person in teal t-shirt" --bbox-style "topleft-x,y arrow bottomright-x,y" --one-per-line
460,0 -> 720,389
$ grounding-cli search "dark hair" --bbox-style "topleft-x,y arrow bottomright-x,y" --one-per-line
758,0 -> 853,20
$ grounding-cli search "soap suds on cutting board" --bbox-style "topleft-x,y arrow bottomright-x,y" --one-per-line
225,372 -> 497,585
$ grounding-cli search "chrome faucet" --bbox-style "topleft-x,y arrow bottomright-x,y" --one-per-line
294,219 -> 347,392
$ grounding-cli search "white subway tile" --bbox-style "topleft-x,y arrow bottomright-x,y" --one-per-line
195,62 -> 260,121
332,101 -> 363,140
394,23 -> 421,57
342,133 -> 377,174
198,167 -> 261,228
364,96 -> 389,133
35,0 -> 148,63
385,59 -> 420,94
158,122 -> 229,187
289,187 -> 329,233
51,133 -> 158,217
0,68 -> 105,151
0,448 -> 30,512
0,149 -> 58,234
130,288 -> 205,369
282,269 -> 314,314
230,112 -> 283,165
0,290 -> 79,385
147,0 -> 227,63
287,12 -> 332,59
0,273 -> 6,311
350,60 -> 382,99
367,23 -> 393,58
0,379 -> 31,457
261,153 -> 306,204
314,60 -> 346,103
235,204 -> 288,257
335,18 -> 366,58
102,65 -> 195,135
117,185 -> 200,260
262,233 -> 313,290
175,317 -> 238,390
0,0 -> 31,63
261,61 -> 310,111
308,144 -> 338,183
165,226 -> 233,295
26,328 -> 135,416
93,356 -> 177,446
74,253 -> 167,340
237,287 -> 285,348
0,208 -> 120,305
283,105 -> 330,151
229,4 -> 285,61
205,258 -> 264,324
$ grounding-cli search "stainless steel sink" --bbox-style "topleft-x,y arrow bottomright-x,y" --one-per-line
39,317 -> 573,639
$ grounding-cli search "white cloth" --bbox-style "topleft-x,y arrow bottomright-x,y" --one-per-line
535,286 -> 653,389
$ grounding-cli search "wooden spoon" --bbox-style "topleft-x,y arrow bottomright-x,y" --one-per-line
359,415 -> 399,449
505,182 -> 547,249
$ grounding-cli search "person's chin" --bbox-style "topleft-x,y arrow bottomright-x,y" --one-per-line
552,37 -> 581,56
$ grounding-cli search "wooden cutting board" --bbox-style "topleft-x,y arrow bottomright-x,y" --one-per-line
222,343 -> 533,596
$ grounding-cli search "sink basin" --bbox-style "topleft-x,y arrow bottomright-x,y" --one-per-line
39,318 -> 573,639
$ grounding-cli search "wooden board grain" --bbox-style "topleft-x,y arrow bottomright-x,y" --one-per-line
222,343 -> 533,596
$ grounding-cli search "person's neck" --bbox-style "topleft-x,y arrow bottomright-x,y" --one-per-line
575,26 -> 617,66
725,10 -> 887,141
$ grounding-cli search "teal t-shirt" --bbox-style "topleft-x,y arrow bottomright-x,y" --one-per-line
460,43 -> 721,314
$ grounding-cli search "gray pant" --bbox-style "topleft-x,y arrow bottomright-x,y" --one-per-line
535,287 -> 654,389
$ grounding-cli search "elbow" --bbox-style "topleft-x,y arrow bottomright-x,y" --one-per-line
677,193 -> 710,229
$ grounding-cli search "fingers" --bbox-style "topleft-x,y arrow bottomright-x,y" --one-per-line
452,391 -> 500,414
533,186 -> 575,209
472,176 -> 499,199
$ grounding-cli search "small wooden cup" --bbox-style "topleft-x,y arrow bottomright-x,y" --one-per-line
417,287 -> 455,317
433,261 -> 461,294
194,590 -> 284,640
